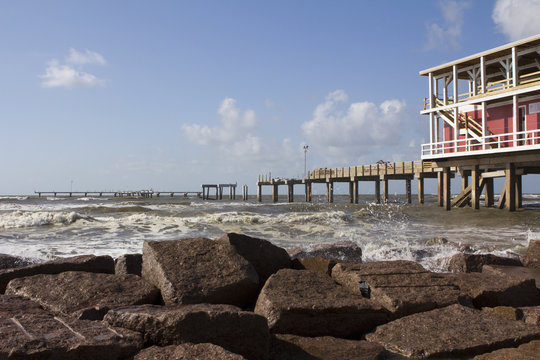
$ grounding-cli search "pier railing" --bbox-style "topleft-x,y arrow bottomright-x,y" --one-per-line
309,161 -> 434,180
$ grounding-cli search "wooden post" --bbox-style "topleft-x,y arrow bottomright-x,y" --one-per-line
272,184 -> 278,203
288,183 -> 294,203
471,166 -> 479,209
305,182 -> 312,202
461,173 -> 468,192
484,178 -> 494,207
516,175 -> 522,209
406,179 -> 411,204
353,180 -> 358,204
257,184 -> 262,202
374,179 -> 380,204
417,177 -> 424,204
505,163 -> 516,211
382,177 -> 388,203
437,172 -> 444,207
326,182 -> 334,203
443,167 -> 451,211
349,181 -> 354,204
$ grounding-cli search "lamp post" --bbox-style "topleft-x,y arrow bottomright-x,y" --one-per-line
303,145 -> 309,178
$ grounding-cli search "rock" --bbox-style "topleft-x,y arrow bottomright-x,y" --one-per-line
365,304 -> 540,359
520,306 -> 540,326
216,233 -> 291,284
270,334 -> 385,360
287,241 -> 363,264
0,253 -> 33,269
115,253 -> 143,276
523,240 -> 540,269
483,264 -> 540,289
142,238 -> 259,307
292,256 -> 337,275
424,237 -> 448,246
254,269 -> 388,338
104,303 -> 269,360
482,306 -> 521,321
0,294 -> 142,359
332,261 -> 466,318
0,254 -> 114,293
473,340 -> 540,360
6,271 -> 160,320
448,253 -> 522,273
456,272 -> 540,308
135,344 -> 246,360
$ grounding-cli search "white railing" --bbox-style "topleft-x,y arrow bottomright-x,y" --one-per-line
421,129 -> 540,157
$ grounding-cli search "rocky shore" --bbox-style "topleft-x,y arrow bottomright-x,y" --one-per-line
0,233 -> 539,359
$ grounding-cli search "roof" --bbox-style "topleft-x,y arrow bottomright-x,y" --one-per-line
419,33 -> 540,77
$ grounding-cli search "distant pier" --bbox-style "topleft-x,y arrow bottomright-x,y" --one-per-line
201,183 -> 238,200
35,190 -> 202,199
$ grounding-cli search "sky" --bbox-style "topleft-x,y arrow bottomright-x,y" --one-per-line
2,0 -> 540,195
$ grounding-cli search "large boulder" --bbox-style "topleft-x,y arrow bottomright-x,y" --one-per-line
254,269 -> 388,338
135,344 -> 246,360
448,253 -> 522,273
365,304 -> 540,359
332,261 -> 467,318
288,241 -> 363,264
115,253 -> 143,276
473,340 -> 540,360
523,240 -> 540,269
456,272 -> 540,308
142,238 -> 259,307
0,254 -> 114,293
0,294 -> 142,359
6,271 -> 160,320
482,264 -> 540,289
292,256 -> 337,275
104,303 -> 269,360
270,334 -> 385,360
520,306 -> 540,326
216,233 -> 291,284
0,254 -> 33,270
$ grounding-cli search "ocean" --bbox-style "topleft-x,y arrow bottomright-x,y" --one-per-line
1,194 -> 539,272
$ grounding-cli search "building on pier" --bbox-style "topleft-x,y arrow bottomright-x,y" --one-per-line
420,34 -> 540,211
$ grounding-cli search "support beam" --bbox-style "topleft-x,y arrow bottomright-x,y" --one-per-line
257,184 -> 262,202
349,181 -> 354,204
353,180 -> 358,204
374,179 -> 380,204
485,178 -> 494,207
326,182 -> 334,203
272,184 -> 278,203
305,182 -> 311,202
443,167 -> 451,211
516,175 -> 522,209
471,165 -> 479,209
287,183 -> 294,203
437,172 -> 444,207
461,173 -> 469,191
417,177 -> 424,204
505,163 -> 516,211
406,179 -> 411,204
382,178 -> 389,203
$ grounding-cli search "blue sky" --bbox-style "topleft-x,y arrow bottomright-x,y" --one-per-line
2,0 -> 540,195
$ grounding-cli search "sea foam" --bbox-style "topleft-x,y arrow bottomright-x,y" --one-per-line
0,211 -> 81,229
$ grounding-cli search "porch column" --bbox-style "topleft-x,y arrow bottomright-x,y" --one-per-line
428,72 -> 433,109
512,47 -> 518,87
480,56 -> 486,94
482,101 -> 487,150
471,165 -> 479,210
513,95 -> 518,147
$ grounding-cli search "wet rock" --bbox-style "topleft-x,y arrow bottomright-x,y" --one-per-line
332,261 -> 466,318
0,254 -> 114,293
365,304 -> 540,359
520,306 -> 540,326
482,306 -> 521,321
216,233 -> 291,284
104,303 -> 269,360
0,253 -> 33,270
523,240 -> 540,269
6,271 -> 160,320
254,269 -> 388,338
270,334 -> 385,360
473,340 -> 540,360
115,253 -> 142,276
0,294 -> 142,359
287,241 -> 362,264
135,344 -> 246,360
448,253 -> 522,273
292,256 -> 337,275
483,264 -> 540,289
424,237 -> 448,246
456,272 -> 540,308
142,238 -> 259,307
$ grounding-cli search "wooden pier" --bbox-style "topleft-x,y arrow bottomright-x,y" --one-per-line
201,183 -> 237,200
35,190 -> 202,198
258,152 -> 540,211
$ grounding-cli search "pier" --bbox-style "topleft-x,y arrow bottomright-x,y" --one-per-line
201,183 -> 237,200
35,190 -> 202,198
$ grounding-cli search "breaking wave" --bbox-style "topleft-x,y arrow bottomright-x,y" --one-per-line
0,211 -> 82,229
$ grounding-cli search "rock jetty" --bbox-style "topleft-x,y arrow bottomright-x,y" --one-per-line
0,235 -> 539,359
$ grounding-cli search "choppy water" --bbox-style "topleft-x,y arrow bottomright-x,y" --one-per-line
1,194 -> 540,271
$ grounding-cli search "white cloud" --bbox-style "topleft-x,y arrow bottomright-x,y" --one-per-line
39,60 -> 105,88
493,0 -> 540,41
66,48 -> 107,65
301,90 -> 416,165
425,1 -> 470,50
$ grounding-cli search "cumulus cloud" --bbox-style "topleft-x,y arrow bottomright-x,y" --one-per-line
425,1 -> 470,50
39,48 -> 106,88
493,0 -> 540,41
182,98 -> 257,148
66,48 -> 107,65
40,60 -> 105,88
